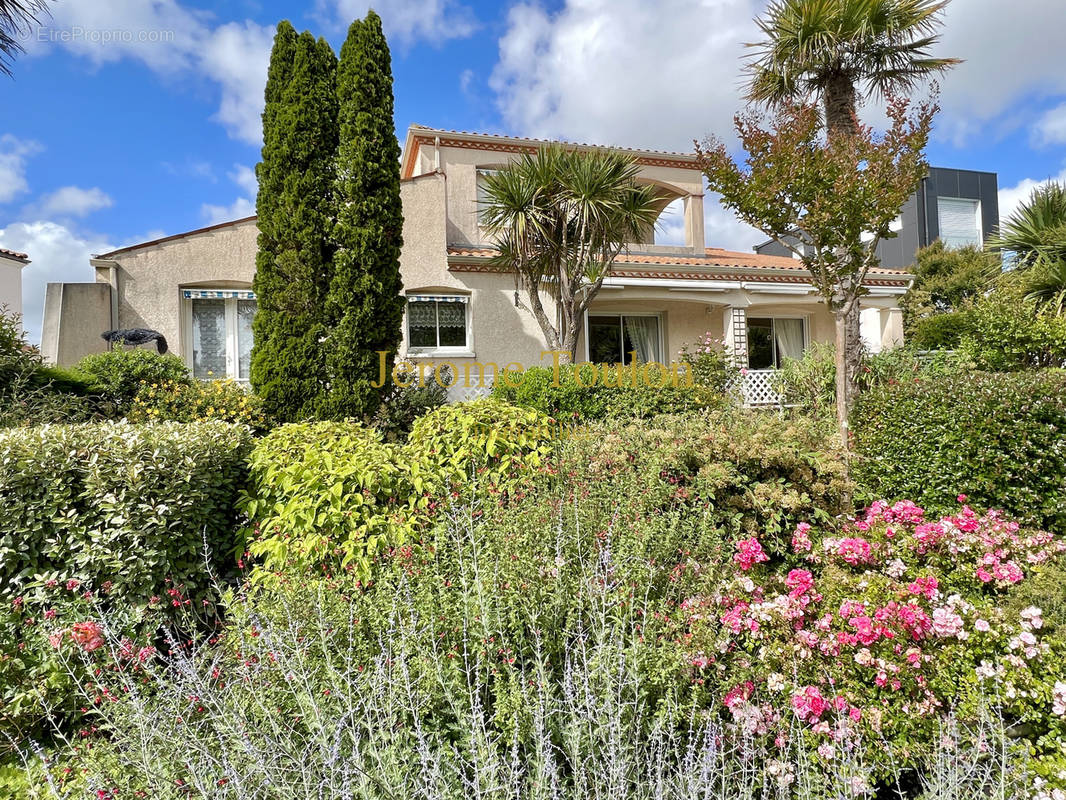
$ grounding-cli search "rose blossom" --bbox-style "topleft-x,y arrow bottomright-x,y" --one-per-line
734,537 -> 769,571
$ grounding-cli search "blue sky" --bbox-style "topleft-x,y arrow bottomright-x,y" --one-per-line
2,0 -> 1065,342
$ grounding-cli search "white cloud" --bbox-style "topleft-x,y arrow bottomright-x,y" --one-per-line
490,0 -> 760,153
998,166 -> 1066,226
0,221 -> 114,343
0,135 -> 43,203
318,0 -> 477,46
200,22 -> 276,144
26,186 -> 113,219
30,3 -> 274,145
933,0 -> 1066,144
201,164 -> 257,224
1032,102 -> 1066,147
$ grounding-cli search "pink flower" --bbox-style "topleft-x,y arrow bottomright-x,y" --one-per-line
791,522 -> 813,553
723,681 -> 755,710
957,494 -> 968,503
734,537 -> 769,571
931,607 -> 964,638
974,619 -> 990,632
836,538 -> 872,566
791,685 -> 828,724
785,569 -> 814,598
70,621 -> 104,653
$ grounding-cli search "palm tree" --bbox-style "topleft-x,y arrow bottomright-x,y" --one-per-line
0,0 -> 51,76
991,181 -> 1066,272
1022,259 -> 1066,316
747,0 -> 959,138
479,147 -> 661,362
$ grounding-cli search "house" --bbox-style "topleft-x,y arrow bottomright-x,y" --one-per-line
755,167 -> 999,269
40,125 -> 912,403
0,247 -> 29,329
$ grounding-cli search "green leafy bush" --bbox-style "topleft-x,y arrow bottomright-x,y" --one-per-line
370,373 -> 449,441
909,310 -> 972,350
957,290 -> 1066,370
0,421 -> 251,741
490,355 -> 731,422
243,422 -> 413,574
775,341 -> 837,414
852,370 -> 1066,530
74,349 -> 191,410
242,399 -> 557,577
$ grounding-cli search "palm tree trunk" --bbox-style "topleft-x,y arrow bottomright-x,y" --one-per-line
823,73 -> 860,139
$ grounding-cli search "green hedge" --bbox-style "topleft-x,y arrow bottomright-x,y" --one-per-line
490,364 -> 725,420
852,370 -> 1066,530
0,421 -> 252,605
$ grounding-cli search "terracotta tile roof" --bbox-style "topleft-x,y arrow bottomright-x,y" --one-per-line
446,245 -> 911,285
407,124 -> 696,160
0,247 -> 29,261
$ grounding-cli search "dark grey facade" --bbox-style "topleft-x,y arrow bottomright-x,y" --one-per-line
755,167 -> 999,269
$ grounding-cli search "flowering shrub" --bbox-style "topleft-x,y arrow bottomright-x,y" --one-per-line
681,498 -> 1066,784
129,378 -> 272,431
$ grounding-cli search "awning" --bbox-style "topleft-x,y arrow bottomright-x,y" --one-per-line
183,289 -> 256,300
406,294 -> 469,303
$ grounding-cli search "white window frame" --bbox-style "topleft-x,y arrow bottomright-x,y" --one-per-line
936,196 -> 983,249
404,293 -> 474,358
181,289 -> 256,382
745,314 -> 810,369
583,311 -> 665,364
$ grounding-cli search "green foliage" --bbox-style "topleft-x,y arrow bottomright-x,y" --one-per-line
370,373 -> 448,441
491,350 -> 734,422
910,309 -> 972,349
0,309 -> 99,427
251,22 -> 339,422
900,241 -> 995,337
321,11 -> 405,420
957,290 -> 1066,370
73,348 -> 191,409
852,370 -> 1066,531
129,378 -> 272,431
0,421 -> 251,740
242,399 -> 556,577
479,146 -> 662,356
775,341 -> 837,414
404,398 -> 556,497
990,180 -> 1066,272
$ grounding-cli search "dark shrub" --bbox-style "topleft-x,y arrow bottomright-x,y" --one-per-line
74,349 -> 191,410
852,370 -> 1066,531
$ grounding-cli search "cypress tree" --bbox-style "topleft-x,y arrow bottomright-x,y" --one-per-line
322,11 -> 406,419
250,23 -> 339,421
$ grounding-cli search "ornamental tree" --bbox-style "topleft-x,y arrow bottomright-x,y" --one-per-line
322,11 -> 406,419
250,23 -> 338,421
697,96 -> 935,441
479,147 -> 661,363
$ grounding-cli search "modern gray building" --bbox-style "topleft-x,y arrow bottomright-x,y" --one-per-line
755,167 -> 999,268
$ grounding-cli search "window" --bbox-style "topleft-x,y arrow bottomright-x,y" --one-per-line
746,317 -> 806,369
183,289 -> 256,380
586,313 -> 661,364
937,197 -> 981,248
406,294 -> 469,353
476,168 -> 500,232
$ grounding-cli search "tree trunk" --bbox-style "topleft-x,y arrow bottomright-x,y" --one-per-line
823,73 -> 859,139
833,310 -> 850,450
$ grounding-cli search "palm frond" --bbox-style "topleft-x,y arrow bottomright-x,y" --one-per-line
988,181 -> 1066,271
0,0 -> 51,76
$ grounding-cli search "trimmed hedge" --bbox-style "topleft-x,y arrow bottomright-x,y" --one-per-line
0,421 -> 252,606
852,370 -> 1066,531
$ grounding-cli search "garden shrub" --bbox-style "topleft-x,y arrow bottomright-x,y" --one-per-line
129,378 -> 272,431
370,371 -> 448,441
0,421 -> 250,741
852,370 -> 1066,531
957,291 -> 1066,371
73,349 -> 191,410
681,498 -> 1066,783
909,310 -> 972,350
242,399 -> 557,577
242,422 -> 413,575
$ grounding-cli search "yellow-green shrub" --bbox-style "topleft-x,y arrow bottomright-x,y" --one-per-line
241,400 -> 557,577
130,379 -> 272,431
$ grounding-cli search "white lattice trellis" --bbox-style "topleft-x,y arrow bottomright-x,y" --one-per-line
741,369 -> 782,406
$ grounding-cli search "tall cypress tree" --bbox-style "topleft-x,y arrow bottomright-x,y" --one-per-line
250,23 -> 339,421
322,11 -> 406,419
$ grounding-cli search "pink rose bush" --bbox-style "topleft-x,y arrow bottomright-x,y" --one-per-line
680,499 -> 1066,779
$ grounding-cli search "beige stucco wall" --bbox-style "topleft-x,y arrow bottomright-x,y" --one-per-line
95,221 -> 258,366
0,257 -> 23,323
40,282 -> 110,365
